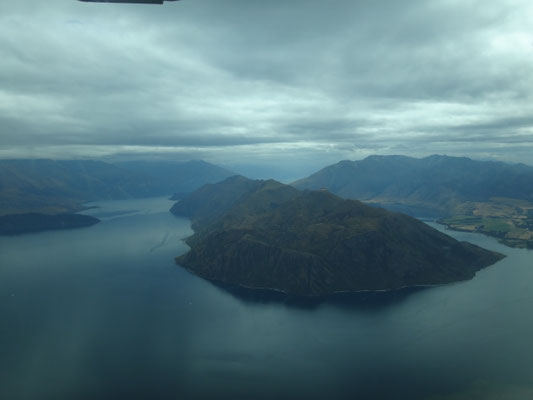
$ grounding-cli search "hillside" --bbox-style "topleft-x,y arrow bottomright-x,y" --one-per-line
114,160 -> 234,195
0,159 -> 234,216
293,155 -> 533,212
293,155 -> 533,248
172,177 -> 504,296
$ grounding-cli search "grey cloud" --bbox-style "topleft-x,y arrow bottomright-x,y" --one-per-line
452,116 -> 533,134
1,0 -> 532,170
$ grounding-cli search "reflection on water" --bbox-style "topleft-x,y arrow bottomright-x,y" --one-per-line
210,280 -> 428,311
1,197 -> 533,399
428,380 -> 533,400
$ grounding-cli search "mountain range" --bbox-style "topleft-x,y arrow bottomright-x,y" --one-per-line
293,155 -> 533,215
293,155 -> 533,248
0,159 -> 233,216
4,154 -> 531,246
0,158 -> 233,235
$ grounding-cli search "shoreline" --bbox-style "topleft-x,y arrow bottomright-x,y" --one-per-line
436,220 -> 533,250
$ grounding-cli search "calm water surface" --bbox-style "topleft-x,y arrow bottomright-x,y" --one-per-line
1,197 -> 533,400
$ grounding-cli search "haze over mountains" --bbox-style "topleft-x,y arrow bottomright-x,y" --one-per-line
294,155 -> 533,248
2,154 -> 533,245
0,158 -> 234,234
294,155 -> 533,216
3,154 -> 531,218
0,159 -> 233,215
172,176 -> 503,296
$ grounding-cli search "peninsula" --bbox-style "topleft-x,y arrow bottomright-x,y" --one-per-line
171,176 -> 504,296
0,212 -> 100,235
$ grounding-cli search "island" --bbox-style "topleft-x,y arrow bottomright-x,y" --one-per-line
171,176 -> 505,296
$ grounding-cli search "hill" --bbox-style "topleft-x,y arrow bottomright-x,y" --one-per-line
114,160 -> 234,195
294,155 -> 533,213
293,155 -> 533,248
172,177 -> 504,296
0,159 -> 234,216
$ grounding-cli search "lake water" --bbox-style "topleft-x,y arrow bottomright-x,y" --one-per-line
1,197 -> 533,400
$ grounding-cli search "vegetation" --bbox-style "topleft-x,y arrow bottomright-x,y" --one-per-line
439,198 -> 533,249
0,158 -> 233,234
0,159 -> 233,216
172,177 -> 504,296
293,155 -> 533,248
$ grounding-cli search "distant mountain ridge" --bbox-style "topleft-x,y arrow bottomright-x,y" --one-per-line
170,175 -> 297,229
293,155 -> 533,248
0,159 -> 234,215
293,155 -> 533,215
172,176 -> 504,296
114,160 -> 234,195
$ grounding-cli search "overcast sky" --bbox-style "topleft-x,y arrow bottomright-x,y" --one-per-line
1,0 -> 532,177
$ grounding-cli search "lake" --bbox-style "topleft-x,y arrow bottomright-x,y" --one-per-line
1,197 -> 533,400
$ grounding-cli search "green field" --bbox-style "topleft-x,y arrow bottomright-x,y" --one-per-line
439,199 -> 533,248
481,218 -> 513,233
440,216 -> 482,225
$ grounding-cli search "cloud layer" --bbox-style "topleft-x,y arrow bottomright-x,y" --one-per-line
1,0 -> 532,175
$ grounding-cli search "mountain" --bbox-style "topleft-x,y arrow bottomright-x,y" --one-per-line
0,159 -> 234,216
293,155 -> 533,215
0,159 -> 144,215
172,177 -> 504,296
293,155 -> 533,248
170,175 -> 297,228
114,160 -> 234,195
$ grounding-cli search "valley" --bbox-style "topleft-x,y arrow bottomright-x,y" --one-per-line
439,198 -> 533,249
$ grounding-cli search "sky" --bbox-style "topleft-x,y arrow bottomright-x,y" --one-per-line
1,0 -> 532,179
